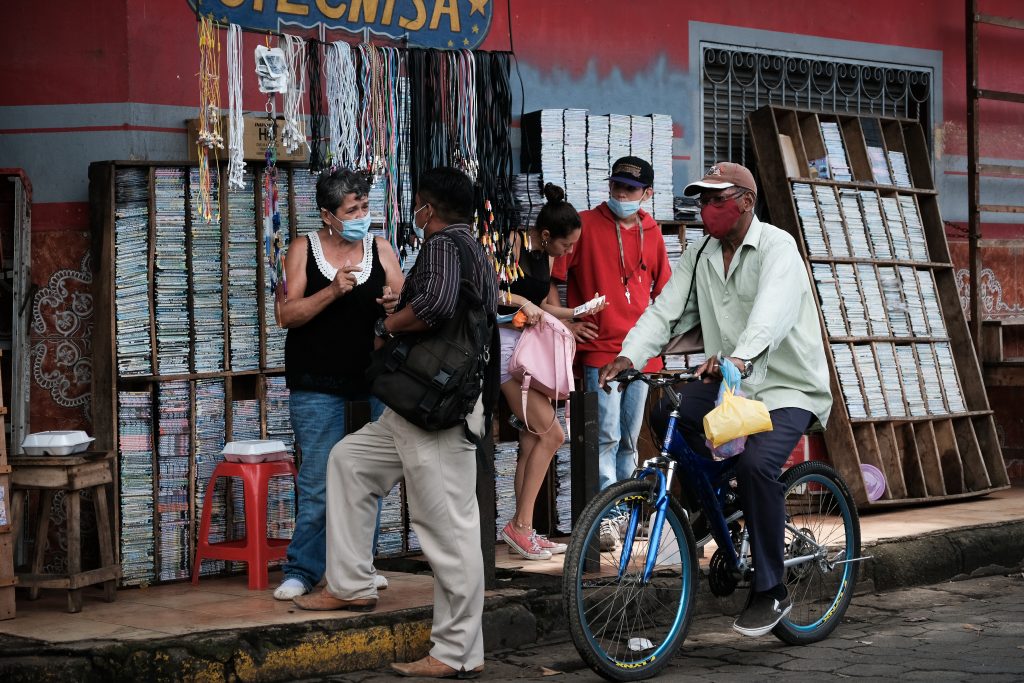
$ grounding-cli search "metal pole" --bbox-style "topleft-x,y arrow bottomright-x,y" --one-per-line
966,0 -> 982,348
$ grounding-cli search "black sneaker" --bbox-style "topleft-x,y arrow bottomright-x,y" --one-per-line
732,592 -> 793,637
689,506 -> 742,548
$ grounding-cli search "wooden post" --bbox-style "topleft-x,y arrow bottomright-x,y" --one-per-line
569,390 -> 599,572
569,390 -> 599,523
476,428 -> 496,590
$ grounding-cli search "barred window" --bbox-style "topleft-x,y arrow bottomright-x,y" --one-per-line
701,44 -> 933,171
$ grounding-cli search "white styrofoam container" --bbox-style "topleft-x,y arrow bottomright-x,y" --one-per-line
22,430 -> 95,456
222,439 -> 290,463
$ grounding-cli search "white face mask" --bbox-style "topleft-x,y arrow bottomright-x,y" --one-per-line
607,196 -> 642,219
412,204 -> 429,239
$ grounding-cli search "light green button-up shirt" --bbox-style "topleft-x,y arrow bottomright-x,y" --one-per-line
620,215 -> 833,427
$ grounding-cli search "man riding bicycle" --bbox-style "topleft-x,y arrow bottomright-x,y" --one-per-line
599,161 -> 832,638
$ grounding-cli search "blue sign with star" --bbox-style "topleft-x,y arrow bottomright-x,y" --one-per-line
190,0 -> 492,49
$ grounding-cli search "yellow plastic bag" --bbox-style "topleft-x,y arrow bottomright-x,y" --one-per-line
703,386 -> 774,448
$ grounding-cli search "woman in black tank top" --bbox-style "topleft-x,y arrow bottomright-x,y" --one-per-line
498,184 -> 606,561
272,169 -> 404,600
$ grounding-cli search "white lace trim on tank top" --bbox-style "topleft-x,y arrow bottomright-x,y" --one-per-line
309,231 -> 373,286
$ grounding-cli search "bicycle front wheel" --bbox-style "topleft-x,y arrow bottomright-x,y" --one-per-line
774,461 -> 861,645
562,479 -> 698,681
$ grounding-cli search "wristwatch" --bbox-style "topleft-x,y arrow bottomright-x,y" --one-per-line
739,358 -> 753,379
374,317 -> 392,338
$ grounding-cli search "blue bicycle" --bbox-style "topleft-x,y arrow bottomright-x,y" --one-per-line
562,369 -> 862,681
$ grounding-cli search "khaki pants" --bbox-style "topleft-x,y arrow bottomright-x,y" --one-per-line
325,407 -> 485,671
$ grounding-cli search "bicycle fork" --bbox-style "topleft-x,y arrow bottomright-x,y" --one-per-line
617,408 -> 683,584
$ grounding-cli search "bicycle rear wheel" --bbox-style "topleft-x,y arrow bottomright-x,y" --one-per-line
773,461 -> 861,645
562,479 -> 698,681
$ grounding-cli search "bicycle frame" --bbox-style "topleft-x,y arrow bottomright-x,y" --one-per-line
621,395 -> 747,584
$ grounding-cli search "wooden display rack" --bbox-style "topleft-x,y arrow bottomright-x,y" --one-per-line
89,161 -> 419,586
0,353 -> 14,619
748,105 -> 1009,507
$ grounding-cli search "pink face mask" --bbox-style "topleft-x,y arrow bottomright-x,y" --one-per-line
700,199 -> 742,239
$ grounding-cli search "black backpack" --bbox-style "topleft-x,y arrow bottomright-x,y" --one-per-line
367,232 -> 497,440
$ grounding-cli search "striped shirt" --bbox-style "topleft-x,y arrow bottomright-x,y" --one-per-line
401,224 -> 498,327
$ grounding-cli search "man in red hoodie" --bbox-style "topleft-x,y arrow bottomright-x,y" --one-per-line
552,156 -> 671,550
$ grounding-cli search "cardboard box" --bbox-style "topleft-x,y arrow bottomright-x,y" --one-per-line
186,116 -> 308,163
784,433 -> 829,470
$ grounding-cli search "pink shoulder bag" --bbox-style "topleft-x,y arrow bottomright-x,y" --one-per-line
507,310 -> 576,434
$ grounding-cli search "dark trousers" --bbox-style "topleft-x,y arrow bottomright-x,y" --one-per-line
652,380 -> 813,592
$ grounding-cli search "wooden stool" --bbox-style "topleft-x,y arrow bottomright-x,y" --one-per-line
10,452 -> 121,613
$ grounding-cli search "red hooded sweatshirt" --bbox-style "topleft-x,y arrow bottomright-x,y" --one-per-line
552,202 -> 671,371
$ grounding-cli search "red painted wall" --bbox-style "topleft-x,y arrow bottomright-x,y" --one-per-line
4,1 -> 1024,445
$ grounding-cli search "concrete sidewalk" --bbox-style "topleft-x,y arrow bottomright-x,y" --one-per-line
1,488 -> 1023,682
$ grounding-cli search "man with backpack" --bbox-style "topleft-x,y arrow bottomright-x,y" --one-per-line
552,156 -> 672,551
294,167 -> 498,680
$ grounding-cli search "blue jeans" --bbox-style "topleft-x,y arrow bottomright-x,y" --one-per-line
284,390 -> 384,590
584,365 -> 650,492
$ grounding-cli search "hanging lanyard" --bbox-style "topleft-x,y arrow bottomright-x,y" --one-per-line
614,218 -> 645,303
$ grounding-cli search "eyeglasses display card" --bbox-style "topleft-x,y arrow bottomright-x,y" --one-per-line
898,266 -> 930,337
194,378 -> 227,574
875,342 -> 906,417
915,343 -> 948,415
154,168 -> 191,376
815,185 -> 850,257
190,167 -> 225,374
157,380 -> 191,581
228,170 -> 260,371
793,183 -> 827,257
831,343 -> 867,419
856,264 -> 889,337
859,190 -> 893,259
888,150 -> 912,188
835,264 -> 868,337
651,114 -> 674,221
494,439 -> 519,541
881,196 -> 911,261
933,342 -> 967,413
118,390 -> 156,585
867,145 -> 893,185
540,109 -> 565,190
586,115 -> 610,210
820,121 -> 853,182
853,344 -> 888,417
813,263 -> 848,337
263,187 -> 290,370
563,108 -> 588,211
293,170 -> 321,237
114,168 -> 154,377
899,195 -> 929,261
896,344 -> 928,417
379,481 -> 405,556
916,270 -> 947,338
840,189 -> 873,258
878,265 -> 911,336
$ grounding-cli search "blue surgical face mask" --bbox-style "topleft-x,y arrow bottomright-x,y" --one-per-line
607,196 -> 642,219
412,204 -> 428,239
339,214 -> 372,242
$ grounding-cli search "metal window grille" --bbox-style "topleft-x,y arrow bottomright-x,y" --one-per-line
701,44 -> 933,171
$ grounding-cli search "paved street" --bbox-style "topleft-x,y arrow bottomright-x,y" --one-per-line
328,572 -> 1024,682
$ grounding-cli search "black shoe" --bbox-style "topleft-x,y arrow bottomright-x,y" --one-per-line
689,505 -> 742,547
732,592 -> 792,637
689,511 -> 711,547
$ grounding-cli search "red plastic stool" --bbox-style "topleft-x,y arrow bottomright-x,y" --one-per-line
191,459 -> 298,590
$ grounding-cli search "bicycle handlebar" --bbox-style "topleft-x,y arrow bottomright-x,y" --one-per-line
609,368 -> 699,389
